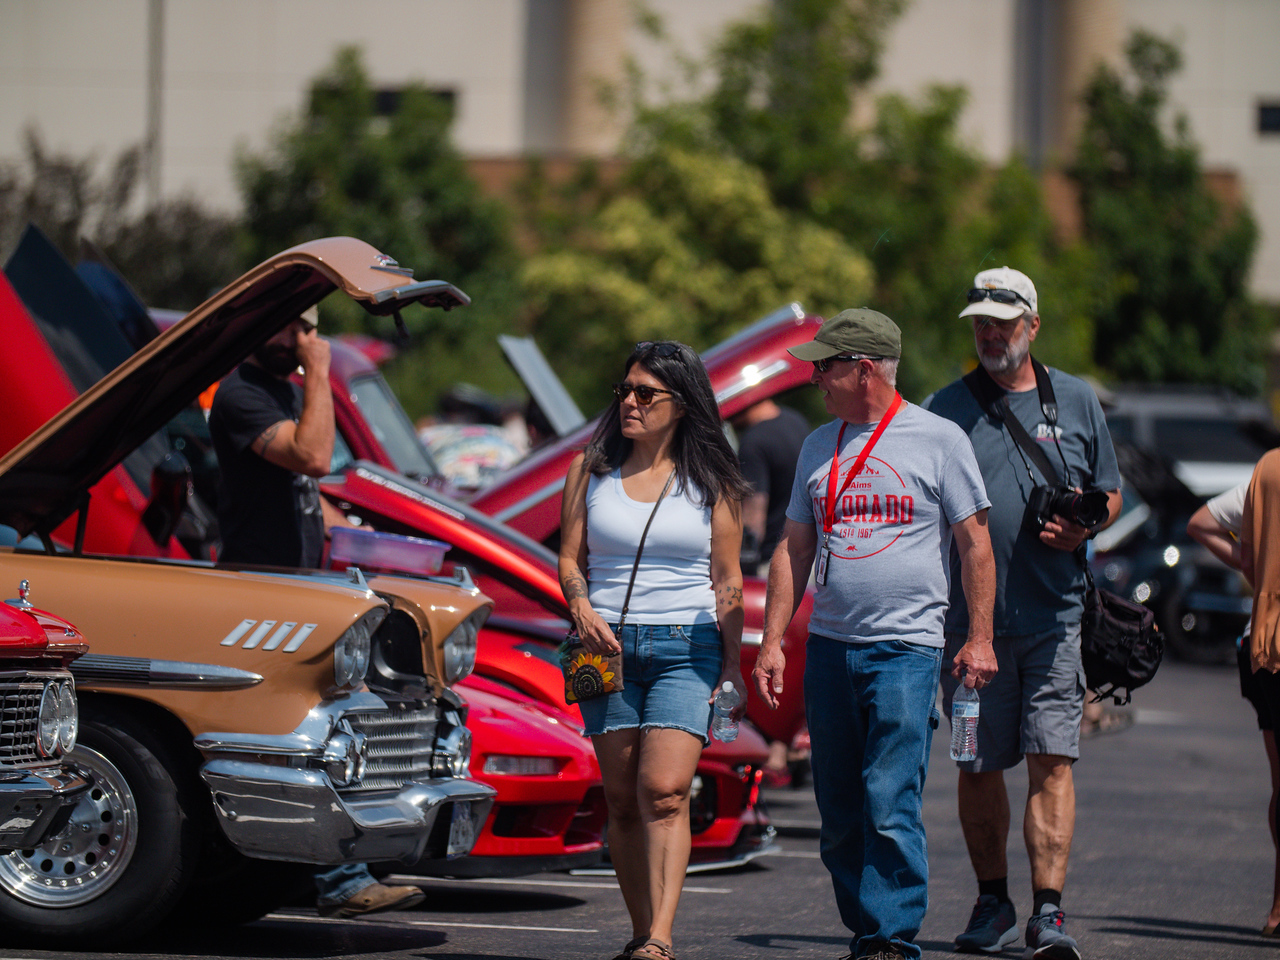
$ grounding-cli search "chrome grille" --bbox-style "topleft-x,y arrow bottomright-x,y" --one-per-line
342,703 -> 439,792
0,673 -> 57,765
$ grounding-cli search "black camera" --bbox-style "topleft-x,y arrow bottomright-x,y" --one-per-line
1023,485 -> 1109,534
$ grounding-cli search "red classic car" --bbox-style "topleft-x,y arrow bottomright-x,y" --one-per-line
0,581 -> 89,853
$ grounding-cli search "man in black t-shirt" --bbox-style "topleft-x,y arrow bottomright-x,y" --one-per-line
730,398 -> 808,576
208,307 -> 425,919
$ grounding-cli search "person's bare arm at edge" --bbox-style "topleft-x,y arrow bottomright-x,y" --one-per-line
1040,488 -> 1122,552
558,454 -> 618,656
1187,504 -> 1243,574
709,495 -> 747,720
949,509 -> 997,688
251,327 -> 335,477
752,518 -> 817,710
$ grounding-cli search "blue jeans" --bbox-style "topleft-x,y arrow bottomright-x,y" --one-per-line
314,863 -> 377,909
804,633 -> 942,960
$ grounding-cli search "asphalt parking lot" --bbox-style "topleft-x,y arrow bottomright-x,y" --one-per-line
0,658 -> 1271,960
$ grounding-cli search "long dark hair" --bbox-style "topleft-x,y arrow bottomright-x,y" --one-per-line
582,341 -> 750,508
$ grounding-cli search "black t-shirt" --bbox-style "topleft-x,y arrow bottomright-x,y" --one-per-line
208,363 -> 325,568
738,406 -> 809,561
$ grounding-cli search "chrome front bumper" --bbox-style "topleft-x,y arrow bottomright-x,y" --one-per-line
0,764 -> 92,851
195,692 -> 495,865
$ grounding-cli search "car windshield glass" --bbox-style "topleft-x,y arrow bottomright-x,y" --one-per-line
349,374 -> 439,479
1152,417 -> 1266,463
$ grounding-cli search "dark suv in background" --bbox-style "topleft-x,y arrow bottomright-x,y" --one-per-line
1091,386 -> 1274,663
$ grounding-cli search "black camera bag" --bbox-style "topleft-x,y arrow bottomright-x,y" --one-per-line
1080,567 -> 1163,705
962,360 -> 1163,704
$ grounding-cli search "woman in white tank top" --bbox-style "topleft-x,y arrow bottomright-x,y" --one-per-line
559,341 -> 749,960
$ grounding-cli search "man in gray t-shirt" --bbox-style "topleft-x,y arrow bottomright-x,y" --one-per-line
924,267 -> 1121,959
754,308 -> 996,960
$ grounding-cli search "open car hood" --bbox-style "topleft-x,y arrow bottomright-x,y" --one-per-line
0,236 -> 468,539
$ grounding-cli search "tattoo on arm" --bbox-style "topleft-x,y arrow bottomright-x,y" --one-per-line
717,585 -> 743,606
562,572 -> 589,601
253,422 -> 282,456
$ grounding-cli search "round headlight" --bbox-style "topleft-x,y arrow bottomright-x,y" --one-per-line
37,684 -> 59,757
57,682 -> 78,754
333,609 -> 382,689
442,610 -> 485,685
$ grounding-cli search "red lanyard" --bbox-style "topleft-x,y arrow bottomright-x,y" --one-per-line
822,393 -> 903,535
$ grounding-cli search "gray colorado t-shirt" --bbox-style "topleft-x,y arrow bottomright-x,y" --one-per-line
786,402 -> 990,648
924,366 -> 1121,635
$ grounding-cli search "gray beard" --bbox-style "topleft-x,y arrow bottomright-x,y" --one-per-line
977,338 -> 1029,378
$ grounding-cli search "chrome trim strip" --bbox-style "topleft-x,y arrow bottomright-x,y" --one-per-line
72,655 -> 264,689
370,279 -> 471,307
194,692 -> 387,756
221,619 -> 257,646
741,630 -> 763,647
242,620 -> 276,649
283,623 -> 318,654
491,478 -> 563,525
262,621 -> 297,651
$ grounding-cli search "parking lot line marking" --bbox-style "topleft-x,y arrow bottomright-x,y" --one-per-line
266,913 -> 597,933
769,849 -> 823,859
388,875 -> 733,894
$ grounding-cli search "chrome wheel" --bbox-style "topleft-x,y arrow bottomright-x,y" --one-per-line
0,746 -> 137,906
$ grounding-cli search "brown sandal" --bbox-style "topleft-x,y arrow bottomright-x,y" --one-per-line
610,936 -> 649,960
630,939 -> 675,960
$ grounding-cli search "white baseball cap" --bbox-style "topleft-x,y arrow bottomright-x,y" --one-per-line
958,266 -> 1038,321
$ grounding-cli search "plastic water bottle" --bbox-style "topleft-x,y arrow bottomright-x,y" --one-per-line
710,681 -> 741,743
950,680 -> 980,761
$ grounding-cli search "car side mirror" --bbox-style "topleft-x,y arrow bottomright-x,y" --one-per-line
142,451 -> 193,548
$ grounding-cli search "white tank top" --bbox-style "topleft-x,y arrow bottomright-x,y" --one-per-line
585,469 -> 717,625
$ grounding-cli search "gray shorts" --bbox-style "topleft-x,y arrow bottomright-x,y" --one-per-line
940,623 -> 1084,772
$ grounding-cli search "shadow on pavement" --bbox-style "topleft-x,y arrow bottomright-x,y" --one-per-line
1094,914 -> 1278,951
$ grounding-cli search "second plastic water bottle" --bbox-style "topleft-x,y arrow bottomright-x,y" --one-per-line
950,682 -> 980,762
710,681 -> 741,743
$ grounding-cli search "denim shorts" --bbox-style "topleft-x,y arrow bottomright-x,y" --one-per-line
578,621 -> 723,743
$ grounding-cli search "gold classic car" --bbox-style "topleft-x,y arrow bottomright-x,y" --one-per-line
0,238 -> 496,944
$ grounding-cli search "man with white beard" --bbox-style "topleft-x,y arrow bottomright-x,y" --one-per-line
923,268 -> 1122,960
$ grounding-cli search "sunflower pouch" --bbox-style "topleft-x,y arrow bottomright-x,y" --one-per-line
559,632 -> 624,704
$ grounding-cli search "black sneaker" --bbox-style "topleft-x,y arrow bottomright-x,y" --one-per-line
1023,905 -> 1080,960
955,894 -> 1019,953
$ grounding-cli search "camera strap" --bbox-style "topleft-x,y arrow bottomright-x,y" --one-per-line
961,358 -> 1065,487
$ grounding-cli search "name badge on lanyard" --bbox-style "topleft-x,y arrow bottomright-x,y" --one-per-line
816,393 -> 902,585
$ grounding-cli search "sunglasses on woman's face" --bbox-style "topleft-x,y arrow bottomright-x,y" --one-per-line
613,382 -> 676,405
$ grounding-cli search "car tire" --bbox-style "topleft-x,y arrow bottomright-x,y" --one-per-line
0,711 -> 203,945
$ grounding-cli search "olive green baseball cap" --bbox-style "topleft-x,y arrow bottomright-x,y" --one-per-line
788,308 -> 901,361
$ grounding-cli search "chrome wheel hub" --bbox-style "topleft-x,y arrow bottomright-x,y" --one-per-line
0,746 -> 138,906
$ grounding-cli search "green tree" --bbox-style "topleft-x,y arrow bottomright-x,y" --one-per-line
0,129 -> 238,310
615,0 -> 1095,399
519,146 -> 873,410
236,47 -> 523,418
1070,30 -> 1265,392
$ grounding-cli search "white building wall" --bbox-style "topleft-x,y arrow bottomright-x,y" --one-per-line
1,0 -> 1278,297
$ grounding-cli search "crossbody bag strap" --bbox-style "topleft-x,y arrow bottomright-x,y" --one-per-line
617,469 -> 676,630
962,361 -> 1062,487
